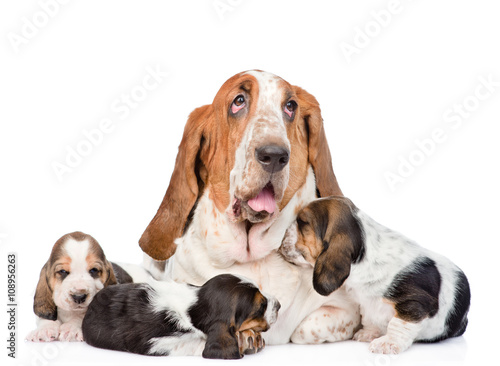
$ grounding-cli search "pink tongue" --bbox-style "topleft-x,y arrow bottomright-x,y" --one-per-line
247,186 -> 275,213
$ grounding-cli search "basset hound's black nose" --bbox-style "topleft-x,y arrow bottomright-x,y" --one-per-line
71,293 -> 88,304
255,145 -> 290,173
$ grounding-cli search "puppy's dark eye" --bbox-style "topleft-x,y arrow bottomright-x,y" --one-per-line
297,217 -> 308,230
231,94 -> 246,114
89,268 -> 99,277
284,100 -> 297,118
258,298 -> 268,315
57,269 -> 69,278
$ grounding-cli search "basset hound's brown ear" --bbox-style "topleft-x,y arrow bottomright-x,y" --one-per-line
202,322 -> 241,360
293,86 -> 342,198
139,105 -> 212,261
313,233 -> 354,296
33,263 -> 57,320
103,260 -> 117,287
311,198 -> 364,296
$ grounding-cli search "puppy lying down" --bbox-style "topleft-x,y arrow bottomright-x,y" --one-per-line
280,196 -> 470,354
82,274 -> 280,359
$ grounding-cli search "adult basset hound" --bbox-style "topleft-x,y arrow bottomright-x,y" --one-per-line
26,231 -> 148,342
139,70 -> 360,345
280,196 -> 470,354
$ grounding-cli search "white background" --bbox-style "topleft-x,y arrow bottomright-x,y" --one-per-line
1,1 -> 499,365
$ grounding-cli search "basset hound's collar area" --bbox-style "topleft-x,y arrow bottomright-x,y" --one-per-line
139,69 -> 343,264
280,197 -> 471,354
82,274 -> 280,359
26,231 -> 134,342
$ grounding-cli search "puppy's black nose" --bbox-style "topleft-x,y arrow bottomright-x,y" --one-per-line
255,145 -> 290,173
71,293 -> 87,304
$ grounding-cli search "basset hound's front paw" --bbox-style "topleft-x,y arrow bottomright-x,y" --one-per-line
369,335 -> 410,354
238,329 -> 265,355
26,322 -> 60,342
279,223 -> 310,267
58,322 -> 83,342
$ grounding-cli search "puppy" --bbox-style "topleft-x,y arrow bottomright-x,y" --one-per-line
82,274 -> 281,359
26,231 -> 139,342
280,196 -> 470,354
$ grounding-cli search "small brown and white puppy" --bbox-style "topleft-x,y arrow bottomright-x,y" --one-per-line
26,231 -> 136,342
280,197 -> 470,354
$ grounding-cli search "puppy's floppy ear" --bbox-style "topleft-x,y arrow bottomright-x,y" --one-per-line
293,86 -> 342,197
202,322 -> 241,360
103,260 -> 117,287
313,234 -> 354,296
110,262 -> 133,284
139,105 -> 212,261
312,200 -> 364,296
33,263 -> 57,320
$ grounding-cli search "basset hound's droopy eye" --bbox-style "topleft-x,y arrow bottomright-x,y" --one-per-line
296,216 -> 309,231
89,268 -> 100,278
57,269 -> 69,279
231,94 -> 246,114
284,100 -> 297,119
257,297 -> 268,316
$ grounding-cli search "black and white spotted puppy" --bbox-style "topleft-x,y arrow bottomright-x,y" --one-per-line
82,274 -> 281,359
280,196 -> 470,354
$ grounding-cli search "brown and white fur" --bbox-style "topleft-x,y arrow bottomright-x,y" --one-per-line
280,196 -> 471,354
139,70 -> 360,345
26,231 -> 145,342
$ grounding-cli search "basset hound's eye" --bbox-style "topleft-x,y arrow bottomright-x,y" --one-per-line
258,297 -> 268,316
284,100 -> 297,119
57,269 -> 69,279
297,217 -> 308,230
89,268 -> 100,278
231,94 -> 246,114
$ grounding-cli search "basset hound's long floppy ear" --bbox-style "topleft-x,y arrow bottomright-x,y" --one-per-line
313,233 -> 354,296
33,263 -> 57,321
293,86 -> 343,197
202,322 -> 241,359
110,262 -> 133,284
311,199 -> 364,296
103,259 -> 117,287
139,105 -> 212,261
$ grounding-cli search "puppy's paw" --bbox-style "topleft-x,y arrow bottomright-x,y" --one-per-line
58,323 -> 83,342
238,329 -> 265,355
279,223 -> 310,267
26,322 -> 60,342
353,328 -> 381,342
369,335 -> 410,354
